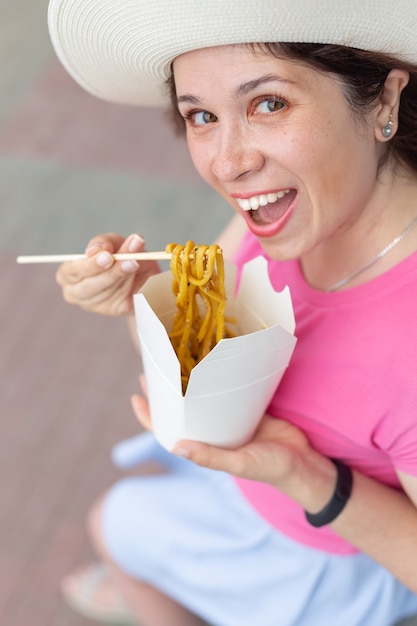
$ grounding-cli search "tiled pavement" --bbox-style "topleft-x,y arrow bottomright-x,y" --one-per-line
0,2 -> 416,625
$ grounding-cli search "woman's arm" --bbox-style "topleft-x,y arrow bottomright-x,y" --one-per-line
171,415 -> 417,594
329,468 -> 417,592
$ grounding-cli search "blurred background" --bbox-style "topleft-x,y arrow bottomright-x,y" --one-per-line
0,1 -> 230,624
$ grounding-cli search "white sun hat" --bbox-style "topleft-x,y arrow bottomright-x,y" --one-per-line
48,0 -> 416,107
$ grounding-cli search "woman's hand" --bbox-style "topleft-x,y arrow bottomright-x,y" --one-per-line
56,233 -> 160,316
172,415 -> 318,489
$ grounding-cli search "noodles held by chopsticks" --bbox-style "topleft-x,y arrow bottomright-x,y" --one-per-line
166,241 -> 235,393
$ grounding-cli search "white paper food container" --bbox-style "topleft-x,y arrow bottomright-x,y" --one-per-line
133,256 -> 297,450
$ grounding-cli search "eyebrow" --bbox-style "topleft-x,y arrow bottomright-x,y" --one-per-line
176,73 -> 295,106
235,73 -> 295,97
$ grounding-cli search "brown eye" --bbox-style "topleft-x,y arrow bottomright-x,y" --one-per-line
256,98 -> 286,113
195,110 -> 218,124
181,109 -> 218,127
268,100 -> 284,112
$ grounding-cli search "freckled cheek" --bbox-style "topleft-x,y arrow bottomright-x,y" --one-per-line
295,130 -> 348,189
267,133 -> 320,185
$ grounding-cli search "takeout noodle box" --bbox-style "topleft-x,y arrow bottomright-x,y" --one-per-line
133,256 -> 297,450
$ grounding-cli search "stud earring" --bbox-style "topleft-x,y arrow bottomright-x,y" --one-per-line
382,114 -> 394,138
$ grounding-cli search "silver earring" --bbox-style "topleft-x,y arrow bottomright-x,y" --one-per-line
382,114 -> 394,138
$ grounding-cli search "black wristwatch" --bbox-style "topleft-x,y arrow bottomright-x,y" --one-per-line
305,459 -> 353,528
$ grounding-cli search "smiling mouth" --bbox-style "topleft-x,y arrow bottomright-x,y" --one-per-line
236,189 -> 296,225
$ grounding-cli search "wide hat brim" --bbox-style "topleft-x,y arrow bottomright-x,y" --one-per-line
48,0 -> 416,108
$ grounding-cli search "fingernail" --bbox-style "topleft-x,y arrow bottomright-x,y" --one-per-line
128,234 -> 145,252
85,244 -> 102,257
121,260 -> 139,273
172,447 -> 190,459
96,251 -> 113,268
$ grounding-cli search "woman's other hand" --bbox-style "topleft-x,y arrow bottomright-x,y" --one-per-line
172,415 -> 312,485
172,415 -> 337,513
56,233 -> 160,316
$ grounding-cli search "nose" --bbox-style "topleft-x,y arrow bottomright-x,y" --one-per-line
211,123 -> 264,182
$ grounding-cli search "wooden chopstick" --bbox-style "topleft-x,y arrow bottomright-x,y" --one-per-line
16,252 -> 172,264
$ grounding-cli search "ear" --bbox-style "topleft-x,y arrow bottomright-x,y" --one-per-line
375,69 -> 409,142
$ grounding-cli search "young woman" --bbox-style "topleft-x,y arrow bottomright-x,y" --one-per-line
49,1 -> 417,624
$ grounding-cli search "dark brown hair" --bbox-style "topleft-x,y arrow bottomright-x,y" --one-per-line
166,43 -> 417,173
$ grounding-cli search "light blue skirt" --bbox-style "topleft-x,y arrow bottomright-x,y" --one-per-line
102,432 -> 417,626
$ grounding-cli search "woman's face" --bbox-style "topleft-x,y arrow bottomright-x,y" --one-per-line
173,44 -> 383,260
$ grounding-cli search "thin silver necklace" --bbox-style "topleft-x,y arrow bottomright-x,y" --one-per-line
327,214 -> 417,292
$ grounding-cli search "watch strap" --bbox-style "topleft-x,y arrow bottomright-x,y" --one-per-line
305,459 -> 353,528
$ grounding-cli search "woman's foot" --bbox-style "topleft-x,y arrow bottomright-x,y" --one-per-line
61,562 -> 138,625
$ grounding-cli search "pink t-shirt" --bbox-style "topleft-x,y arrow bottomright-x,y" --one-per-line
233,232 -> 417,554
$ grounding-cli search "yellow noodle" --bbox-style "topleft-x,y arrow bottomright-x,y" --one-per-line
165,241 -> 235,394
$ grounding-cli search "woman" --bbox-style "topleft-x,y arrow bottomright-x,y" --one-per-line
49,1 -> 417,625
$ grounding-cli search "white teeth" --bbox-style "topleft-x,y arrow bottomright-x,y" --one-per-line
249,196 -> 260,210
237,190 -> 291,211
239,198 -> 252,211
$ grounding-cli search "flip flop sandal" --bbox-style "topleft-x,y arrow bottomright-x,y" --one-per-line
61,562 -> 138,625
